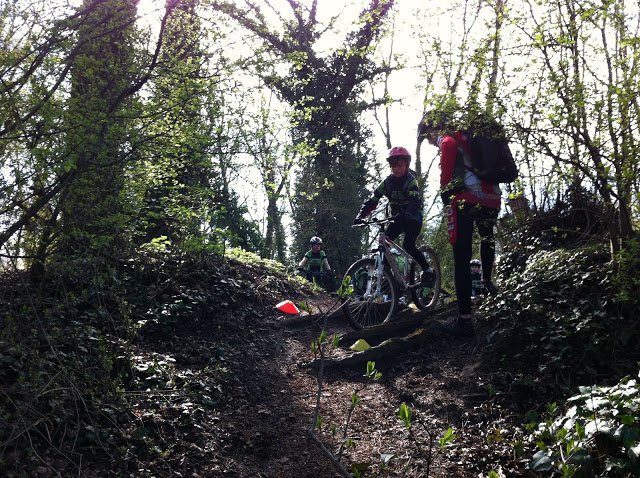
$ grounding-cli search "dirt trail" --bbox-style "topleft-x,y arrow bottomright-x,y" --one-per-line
262,298 -> 534,477
112,288 -> 534,478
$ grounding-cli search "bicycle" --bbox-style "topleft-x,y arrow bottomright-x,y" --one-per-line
342,216 -> 442,330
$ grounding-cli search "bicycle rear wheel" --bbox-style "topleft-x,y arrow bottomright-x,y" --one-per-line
342,257 -> 398,330
410,246 -> 441,309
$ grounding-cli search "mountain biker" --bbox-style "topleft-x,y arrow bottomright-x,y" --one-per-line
418,112 -> 500,336
298,236 -> 333,284
470,259 -> 482,298
353,146 -> 434,286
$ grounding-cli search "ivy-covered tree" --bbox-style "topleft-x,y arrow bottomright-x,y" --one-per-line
55,0 -> 139,260
208,0 -> 394,272
0,0 -> 81,269
131,0 -> 215,250
0,0 -> 177,273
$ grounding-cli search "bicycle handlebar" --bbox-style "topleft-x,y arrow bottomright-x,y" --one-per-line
352,215 -> 398,228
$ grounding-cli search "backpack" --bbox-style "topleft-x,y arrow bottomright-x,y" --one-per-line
466,133 -> 518,183
463,115 -> 518,183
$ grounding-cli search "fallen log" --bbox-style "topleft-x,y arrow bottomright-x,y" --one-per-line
337,302 -> 457,346
307,319 -> 448,369
307,302 -> 459,369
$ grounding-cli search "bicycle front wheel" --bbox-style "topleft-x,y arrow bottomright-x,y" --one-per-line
410,246 -> 442,309
342,257 -> 399,330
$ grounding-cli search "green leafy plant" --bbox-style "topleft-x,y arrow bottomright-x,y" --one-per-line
397,402 -> 412,429
395,401 -> 458,476
615,235 -> 640,310
337,274 -> 354,299
482,244 -> 638,394
365,360 -> 383,381
438,427 -> 456,449
528,372 -> 640,476
138,236 -> 172,253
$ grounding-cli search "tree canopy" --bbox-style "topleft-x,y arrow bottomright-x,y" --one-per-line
2,0 -> 637,276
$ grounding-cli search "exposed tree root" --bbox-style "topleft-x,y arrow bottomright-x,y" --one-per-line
307,302 -> 458,369
337,302 -> 457,346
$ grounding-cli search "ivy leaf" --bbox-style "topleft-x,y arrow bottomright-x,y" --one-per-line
530,450 -> 553,471
628,443 -> 640,461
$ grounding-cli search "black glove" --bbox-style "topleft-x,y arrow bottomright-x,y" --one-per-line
353,216 -> 365,225
440,191 -> 453,205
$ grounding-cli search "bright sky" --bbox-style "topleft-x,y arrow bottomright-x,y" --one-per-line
134,0 -> 430,152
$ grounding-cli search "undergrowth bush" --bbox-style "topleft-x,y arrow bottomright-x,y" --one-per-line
528,372 -> 640,477
485,232 -> 640,477
483,245 -> 637,387
0,266 -> 132,474
615,235 -> 640,312
0,248 -> 303,476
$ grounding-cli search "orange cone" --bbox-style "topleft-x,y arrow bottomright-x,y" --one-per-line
276,300 -> 300,315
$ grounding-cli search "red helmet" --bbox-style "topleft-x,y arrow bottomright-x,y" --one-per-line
387,146 -> 411,163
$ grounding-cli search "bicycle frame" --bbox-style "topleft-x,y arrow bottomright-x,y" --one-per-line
369,220 -> 413,295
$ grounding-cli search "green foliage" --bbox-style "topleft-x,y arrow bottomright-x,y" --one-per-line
138,236 -> 172,253
0,267 -> 133,472
438,427 -> 457,449
351,461 -> 370,477
483,244 -> 638,386
225,247 -> 288,273
397,402 -> 412,429
528,373 -> 640,477
364,360 -> 382,381
0,247 -> 308,475
395,399 -> 459,475
337,274 -> 354,299
56,0 -> 139,259
225,0 -> 392,274
351,392 -> 362,407
615,235 -> 640,310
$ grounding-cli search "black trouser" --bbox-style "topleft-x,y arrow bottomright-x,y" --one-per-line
386,217 -> 430,271
451,203 -> 498,315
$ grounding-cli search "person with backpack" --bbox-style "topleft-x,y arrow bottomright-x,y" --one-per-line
353,146 -> 435,286
418,113 -> 502,336
298,236 -> 334,289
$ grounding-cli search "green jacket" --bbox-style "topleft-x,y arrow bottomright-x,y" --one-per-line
304,250 -> 327,272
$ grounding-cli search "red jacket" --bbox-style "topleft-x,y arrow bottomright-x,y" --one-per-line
439,132 -> 501,210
